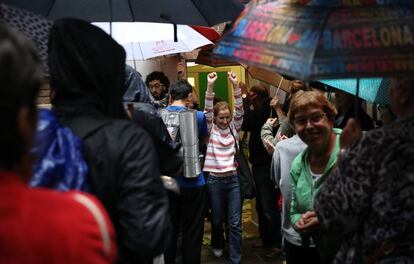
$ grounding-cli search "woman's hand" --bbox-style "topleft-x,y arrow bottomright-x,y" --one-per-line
207,72 -> 217,86
228,72 -> 238,87
295,211 -> 320,233
263,138 -> 275,155
266,117 -> 279,128
276,132 -> 288,142
340,118 -> 362,149
270,96 -> 280,109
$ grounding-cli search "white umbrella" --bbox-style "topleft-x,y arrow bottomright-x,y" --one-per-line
94,22 -> 213,60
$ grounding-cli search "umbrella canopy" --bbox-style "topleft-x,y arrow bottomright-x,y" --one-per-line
247,66 -> 290,92
214,0 -> 414,80
190,25 -> 222,44
4,0 -> 244,26
0,3 -> 52,75
94,22 -> 213,60
320,78 -> 390,106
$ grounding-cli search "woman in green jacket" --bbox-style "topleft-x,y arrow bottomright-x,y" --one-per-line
288,90 -> 340,264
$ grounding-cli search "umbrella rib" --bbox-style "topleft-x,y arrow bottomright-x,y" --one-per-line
307,7 -> 334,79
190,0 -> 210,26
127,0 -> 135,21
46,0 -> 57,17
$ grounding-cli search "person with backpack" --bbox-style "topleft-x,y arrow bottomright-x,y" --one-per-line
160,80 -> 209,264
0,24 -> 116,264
203,72 -> 243,263
48,18 -> 170,264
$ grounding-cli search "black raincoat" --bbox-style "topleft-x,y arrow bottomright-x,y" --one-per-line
49,18 -> 170,263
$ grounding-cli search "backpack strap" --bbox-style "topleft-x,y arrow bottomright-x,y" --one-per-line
159,109 -> 182,143
69,116 -> 113,139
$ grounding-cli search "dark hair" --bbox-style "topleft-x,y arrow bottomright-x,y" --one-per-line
169,80 -> 193,101
250,84 -> 269,99
145,71 -> 170,90
0,24 -> 41,169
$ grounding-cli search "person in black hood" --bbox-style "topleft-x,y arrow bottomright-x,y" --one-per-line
48,18 -> 170,264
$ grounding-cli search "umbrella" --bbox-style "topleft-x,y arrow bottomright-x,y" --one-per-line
320,78 -> 390,106
94,22 -> 213,60
3,0 -> 244,26
247,65 -> 290,92
187,25 -> 239,67
213,0 -> 414,80
0,3 -> 52,75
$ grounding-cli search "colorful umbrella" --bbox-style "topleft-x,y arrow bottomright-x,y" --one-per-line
320,78 -> 390,105
214,0 -> 414,80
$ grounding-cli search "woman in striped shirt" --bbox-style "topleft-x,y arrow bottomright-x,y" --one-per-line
204,72 -> 244,264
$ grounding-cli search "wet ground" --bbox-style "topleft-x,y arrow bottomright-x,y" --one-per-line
201,201 -> 285,264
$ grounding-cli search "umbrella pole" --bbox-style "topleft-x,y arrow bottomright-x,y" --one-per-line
354,78 -> 360,122
160,14 -> 178,42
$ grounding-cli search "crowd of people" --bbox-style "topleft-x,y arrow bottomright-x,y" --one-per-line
1,18 -> 413,264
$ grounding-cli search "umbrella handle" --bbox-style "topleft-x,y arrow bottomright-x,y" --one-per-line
276,76 -> 283,95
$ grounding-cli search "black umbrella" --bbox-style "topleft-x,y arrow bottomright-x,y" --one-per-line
3,0 -> 244,26
0,3 -> 52,75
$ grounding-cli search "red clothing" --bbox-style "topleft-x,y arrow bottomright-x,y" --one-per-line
0,172 -> 116,263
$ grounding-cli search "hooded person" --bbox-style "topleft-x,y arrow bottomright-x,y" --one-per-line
123,64 -> 152,104
48,18 -> 170,264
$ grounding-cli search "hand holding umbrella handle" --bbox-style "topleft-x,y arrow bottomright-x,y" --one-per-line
339,118 -> 362,160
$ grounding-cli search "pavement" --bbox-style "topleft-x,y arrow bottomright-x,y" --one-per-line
201,201 -> 285,264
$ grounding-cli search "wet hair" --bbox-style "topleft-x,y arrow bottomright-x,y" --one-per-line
214,101 -> 231,117
250,84 -> 269,99
145,71 -> 170,90
0,24 -> 41,169
288,90 -> 337,124
169,80 -> 193,101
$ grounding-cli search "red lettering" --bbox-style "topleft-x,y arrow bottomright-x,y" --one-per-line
362,28 -> 371,48
352,29 -> 362,49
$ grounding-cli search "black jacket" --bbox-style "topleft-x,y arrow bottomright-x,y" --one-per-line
130,103 -> 182,176
48,18 -> 170,263
67,116 -> 171,264
242,99 -> 272,166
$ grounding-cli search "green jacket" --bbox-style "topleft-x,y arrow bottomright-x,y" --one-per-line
290,128 -> 342,225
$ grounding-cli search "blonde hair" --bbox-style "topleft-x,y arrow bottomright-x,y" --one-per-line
214,101 -> 231,117
288,90 -> 337,124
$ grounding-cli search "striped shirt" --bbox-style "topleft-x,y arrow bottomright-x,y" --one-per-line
203,88 -> 244,173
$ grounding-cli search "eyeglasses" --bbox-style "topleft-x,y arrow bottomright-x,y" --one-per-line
294,112 -> 326,127
149,83 -> 164,89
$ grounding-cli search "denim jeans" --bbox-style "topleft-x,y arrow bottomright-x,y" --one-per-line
207,175 -> 242,264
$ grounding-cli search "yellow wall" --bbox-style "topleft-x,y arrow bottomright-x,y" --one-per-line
187,65 -> 246,109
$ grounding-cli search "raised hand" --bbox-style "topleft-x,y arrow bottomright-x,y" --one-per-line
270,96 -> 280,109
263,138 -> 275,155
266,117 -> 278,128
207,72 -> 217,86
228,72 -> 238,87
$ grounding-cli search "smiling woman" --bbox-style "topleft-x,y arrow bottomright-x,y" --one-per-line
286,90 -> 341,264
